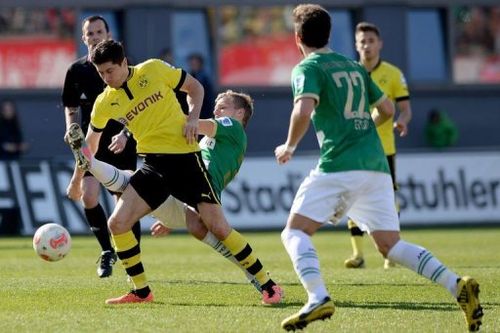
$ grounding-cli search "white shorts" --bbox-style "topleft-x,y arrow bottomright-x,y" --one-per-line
150,196 -> 188,229
291,169 -> 399,233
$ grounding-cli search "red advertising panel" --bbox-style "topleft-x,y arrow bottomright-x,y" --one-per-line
218,6 -> 300,86
0,38 -> 75,88
219,34 -> 301,86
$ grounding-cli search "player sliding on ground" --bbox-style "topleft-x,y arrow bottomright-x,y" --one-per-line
66,89 -> 283,304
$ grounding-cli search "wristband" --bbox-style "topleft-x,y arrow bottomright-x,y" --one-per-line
122,128 -> 131,138
285,145 -> 296,153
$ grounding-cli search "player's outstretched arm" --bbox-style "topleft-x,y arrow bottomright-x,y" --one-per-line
372,98 -> 395,126
275,97 -> 314,165
394,99 -> 412,137
180,73 -> 204,144
150,221 -> 173,237
198,119 -> 217,138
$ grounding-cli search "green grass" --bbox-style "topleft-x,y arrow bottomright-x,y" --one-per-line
1,228 -> 499,333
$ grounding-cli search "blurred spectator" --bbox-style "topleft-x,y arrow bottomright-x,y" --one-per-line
425,109 -> 459,149
159,48 -> 189,115
0,7 -> 74,38
159,48 -> 175,64
489,7 -> 500,54
187,53 -> 215,119
0,100 -> 28,160
456,7 -> 494,56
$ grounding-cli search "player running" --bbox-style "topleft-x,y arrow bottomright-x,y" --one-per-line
275,4 -> 483,331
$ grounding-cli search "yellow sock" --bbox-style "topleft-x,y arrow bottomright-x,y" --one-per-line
113,231 -> 147,289
222,229 -> 270,286
347,219 -> 364,258
350,236 -> 364,258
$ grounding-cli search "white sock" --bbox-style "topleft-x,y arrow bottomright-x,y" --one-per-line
201,232 -> 255,283
90,157 -> 132,193
281,228 -> 329,304
387,240 -> 459,296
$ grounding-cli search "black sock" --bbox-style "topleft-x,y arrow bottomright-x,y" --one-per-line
135,286 -> 151,298
132,220 -> 141,244
260,279 -> 276,296
84,204 -> 113,252
350,226 -> 364,237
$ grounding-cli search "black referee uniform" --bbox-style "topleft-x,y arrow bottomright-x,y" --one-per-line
62,55 -> 141,278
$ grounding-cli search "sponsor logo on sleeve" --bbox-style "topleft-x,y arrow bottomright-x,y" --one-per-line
221,117 -> 233,127
294,74 -> 305,91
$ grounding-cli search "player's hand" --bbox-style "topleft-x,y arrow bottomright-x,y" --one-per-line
150,221 -> 172,237
275,144 -> 295,165
108,131 -> 127,153
2,143 -> 17,152
63,130 -> 71,145
394,121 -> 408,137
183,119 -> 199,145
66,178 -> 83,201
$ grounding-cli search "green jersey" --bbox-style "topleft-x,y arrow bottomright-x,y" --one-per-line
199,117 -> 246,199
291,50 -> 389,174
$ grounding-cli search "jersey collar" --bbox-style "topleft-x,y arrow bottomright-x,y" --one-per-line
308,47 -> 333,58
369,58 -> 382,74
126,66 -> 134,81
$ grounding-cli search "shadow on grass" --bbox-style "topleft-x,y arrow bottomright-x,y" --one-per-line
150,279 -> 433,288
102,298 -> 471,312
166,302 -> 300,308
336,300 -> 458,312
146,279 -> 500,311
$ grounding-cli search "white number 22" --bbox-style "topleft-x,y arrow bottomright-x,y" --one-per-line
332,71 -> 370,120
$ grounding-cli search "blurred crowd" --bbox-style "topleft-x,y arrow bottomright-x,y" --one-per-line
0,8 -> 75,38
455,6 -> 500,57
220,6 -> 293,46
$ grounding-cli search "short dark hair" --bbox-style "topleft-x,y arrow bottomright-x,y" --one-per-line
216,90 -> 254,128
293,4 -> 331,48
82,15 -> 110,33
355,22 -> 381,38
90,40 -> 125,65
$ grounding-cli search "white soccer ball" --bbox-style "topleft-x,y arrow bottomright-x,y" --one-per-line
33,223 -> 71,262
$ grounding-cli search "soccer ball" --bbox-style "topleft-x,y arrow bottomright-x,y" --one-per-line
33,223 -> 72,262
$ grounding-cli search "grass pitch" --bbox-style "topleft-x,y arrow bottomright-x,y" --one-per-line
1,227 -> 499,332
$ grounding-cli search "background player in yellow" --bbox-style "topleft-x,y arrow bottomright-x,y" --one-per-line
344,21 -> 413,269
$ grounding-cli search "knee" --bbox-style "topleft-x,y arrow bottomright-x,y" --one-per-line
198,204 -> 231,238
208,222 -> 230,240
81,192 -> 98,209
377,245 -> 391,258
108,215 -> 124,234
376,240 -> 398,257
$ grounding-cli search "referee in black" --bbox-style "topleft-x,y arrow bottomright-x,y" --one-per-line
62,15 -> 140,278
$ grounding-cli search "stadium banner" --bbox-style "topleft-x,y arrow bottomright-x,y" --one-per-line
0,38 -> 75,88
0,151 -> 499,235
223,151 -> 500,228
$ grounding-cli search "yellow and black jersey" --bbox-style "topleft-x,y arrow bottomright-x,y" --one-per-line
91,59 -> 199,154
370,60 -> 409,155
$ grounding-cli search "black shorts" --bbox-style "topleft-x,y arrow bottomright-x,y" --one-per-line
84,120 -> 137,178
386,154 -> 398,191
129,152 -> 220,210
